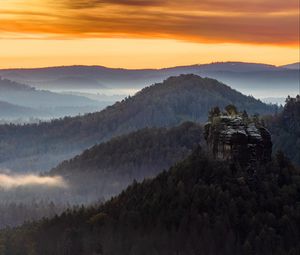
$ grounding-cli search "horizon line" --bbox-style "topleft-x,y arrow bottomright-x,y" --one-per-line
0,60 -> 299,71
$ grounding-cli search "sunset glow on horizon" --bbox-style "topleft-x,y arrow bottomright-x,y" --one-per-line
0,0 -> 299,68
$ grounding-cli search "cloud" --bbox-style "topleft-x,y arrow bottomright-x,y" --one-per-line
65,0 -> 163,9
0,173 -> 67,190
61,0 -> 298,12
0,0 -> 299,45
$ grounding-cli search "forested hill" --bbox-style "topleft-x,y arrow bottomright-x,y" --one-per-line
49,122 -> 203,201
2,148 -> 299,255
265,96 -> 300,165
0,74 -> 276,172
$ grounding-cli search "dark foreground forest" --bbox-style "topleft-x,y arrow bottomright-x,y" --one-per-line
1,148 -> 299,255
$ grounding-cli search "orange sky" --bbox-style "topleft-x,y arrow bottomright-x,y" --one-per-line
0,0 -> 299,68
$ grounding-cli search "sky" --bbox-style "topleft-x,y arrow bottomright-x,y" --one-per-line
0,0 -> 299,68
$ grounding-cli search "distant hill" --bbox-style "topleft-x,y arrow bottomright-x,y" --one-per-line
0,77 -> 111,120
280,62 -> 300,70
0,62 -> 298,97
0,74 -> 277,172
49,122 -> 203,201
2,148 -> 299,255
192,62 -> 279,72
0,101 -> 39,118
0,77 -> 99,108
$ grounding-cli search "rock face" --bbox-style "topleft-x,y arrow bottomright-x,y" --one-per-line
204,110 -> 272,171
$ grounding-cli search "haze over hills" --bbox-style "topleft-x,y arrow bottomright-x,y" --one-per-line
261,97 -> 286,105
0,77 -> 113,120
49,122 -> 202,201
0,101 -> 40,118
0,62 -> 298,99
0,74 -> 277,173
0,77 -> 97,107
0,123 -> 202,212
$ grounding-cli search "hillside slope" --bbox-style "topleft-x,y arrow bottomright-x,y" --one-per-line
49,122 -> 202,201
0,123 -> 201,229
265,96 -> 300,165
1,148 -> 299,255
0,74 -> 276,172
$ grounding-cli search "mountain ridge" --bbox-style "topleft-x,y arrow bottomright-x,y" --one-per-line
0,61 -> 285,72
280,62 -> 300,70
0,62 -> 298,98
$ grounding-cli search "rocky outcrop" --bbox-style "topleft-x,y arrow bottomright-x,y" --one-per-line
204,108 -> 272,171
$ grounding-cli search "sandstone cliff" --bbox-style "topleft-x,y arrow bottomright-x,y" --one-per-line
204,106 -> 272,172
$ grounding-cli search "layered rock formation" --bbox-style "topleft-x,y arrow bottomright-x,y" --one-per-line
204,106 -> 272,172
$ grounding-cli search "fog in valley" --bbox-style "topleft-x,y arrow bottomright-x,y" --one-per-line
0,172 -> 66,190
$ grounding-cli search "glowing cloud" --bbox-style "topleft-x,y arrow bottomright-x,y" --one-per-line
0,0 -> 298,45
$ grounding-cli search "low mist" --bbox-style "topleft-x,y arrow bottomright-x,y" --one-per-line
0,173 -> 67,190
